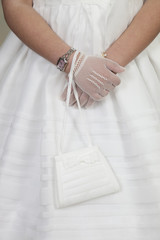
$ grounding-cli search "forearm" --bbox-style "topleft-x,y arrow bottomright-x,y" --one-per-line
105,0 -> 160,67
1,0 -> 72,73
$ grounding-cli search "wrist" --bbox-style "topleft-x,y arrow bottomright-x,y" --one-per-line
64,51 -> 81,74
56,47 -> 76,72
64,51 -> 75,74
104,42 -> 128,67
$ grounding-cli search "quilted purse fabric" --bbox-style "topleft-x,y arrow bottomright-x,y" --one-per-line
53,51 -> 121,209
54,145 -> 121,208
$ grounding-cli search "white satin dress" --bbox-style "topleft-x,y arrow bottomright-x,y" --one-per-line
0,0 -> 160,239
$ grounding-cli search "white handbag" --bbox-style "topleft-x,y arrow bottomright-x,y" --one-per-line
53,51 -> 121,209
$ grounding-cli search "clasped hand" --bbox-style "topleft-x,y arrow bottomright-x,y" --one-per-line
60,52 -> 125,108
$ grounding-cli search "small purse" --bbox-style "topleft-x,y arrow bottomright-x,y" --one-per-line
53,51 -> 121,209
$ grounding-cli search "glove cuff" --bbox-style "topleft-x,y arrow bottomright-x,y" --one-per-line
73,52 -> 86,76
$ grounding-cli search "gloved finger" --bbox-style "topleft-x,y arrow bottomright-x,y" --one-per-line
90,92 -> 104,101
90,69 -> 119,90
70,85 -> 83,106
98,88 -> 110,97
100,78 -> 115,91
103,66 -> 121,86
84,97 -> 95,109
60,85 -> 75,104
74,77 -> 104,102
104,58 -> 126,73
73,97 -> 93,109
104,81 -> 115,91
69,89 -> 78,105
79,92 -> 90,107
72,91 -> 87,108
72,91 -> 92,108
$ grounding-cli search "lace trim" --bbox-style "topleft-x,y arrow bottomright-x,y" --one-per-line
73,53 -> 85,75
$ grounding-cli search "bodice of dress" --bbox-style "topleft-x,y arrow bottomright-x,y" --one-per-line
34,0 -> 112,4
33,0 -> 144,7
32,0 -> 144,54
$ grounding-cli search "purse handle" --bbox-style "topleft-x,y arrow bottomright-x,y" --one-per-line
58,50 -> 93,155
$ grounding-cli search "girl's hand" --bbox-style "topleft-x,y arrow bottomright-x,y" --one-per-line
60,76 -> 97,109
71,52 -> 125,101
60,51 -> 125,108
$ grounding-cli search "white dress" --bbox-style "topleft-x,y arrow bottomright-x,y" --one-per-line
0,0 -> 160,239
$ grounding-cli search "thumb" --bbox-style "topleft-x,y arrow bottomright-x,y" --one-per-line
105,58 -> 126,74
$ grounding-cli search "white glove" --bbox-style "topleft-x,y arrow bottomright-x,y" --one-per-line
60,76 -> 96,108
72,52 -> 125,101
